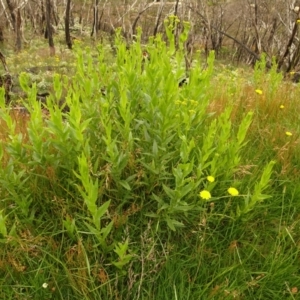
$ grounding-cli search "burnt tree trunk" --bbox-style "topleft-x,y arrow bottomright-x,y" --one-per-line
41,0 -> 47,36
91,0 -> 99,38
45,0 -> 55,56
65,0 -> 72,49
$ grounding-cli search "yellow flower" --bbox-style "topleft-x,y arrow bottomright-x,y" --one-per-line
199,190 -> 212,200
255,89 -> 263,95
207,176 -> 215,183
297,20 -> 300,24
228,187 -> 239,196
280,105 -> 284,109
286,131 -> 293,136
290,71 -> 295,75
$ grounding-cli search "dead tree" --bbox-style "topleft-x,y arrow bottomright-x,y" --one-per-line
131,3 -> 155,38
65,0 -> 72,49
91,0 -> 99,38
6,0 -> 16,28
5,0 -> 22,51
45,0 -> 55,56
15,8 -> 21,51
189,5 -> 266,66
153,1 -> 165,37
41,0 -> 46,36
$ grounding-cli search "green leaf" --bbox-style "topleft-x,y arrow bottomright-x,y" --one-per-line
117,153 -> 128,172
152,193 -> 164,204
145,213 -> 159,218
0,211 -> 7,237
152,139 -> 158,156
166,217 -> 184,231
179,181 -> 195,199
114,239 -> 129,257
94,200 -> 111,224
113,239 -> 133,269
84,222 -> 100,235
63,216 -> 76,240
259,160 -> 276,189
119,180 -> 131,191
166,217 -> 176,231
0,87 -> 5,107
163,184 -> 176,199
237,111 -> 253,146
100,220 -> 114,241
139,159 -> 159,175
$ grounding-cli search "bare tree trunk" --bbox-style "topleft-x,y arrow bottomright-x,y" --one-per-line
6,0 -> 16,30
189,5 -> 268,67
15,8 -> 22,51
91,0 -> 99,38
1,0 -> 13,30
0,26 -> 4,43
277,21 -> 298,71
41,0 -> 46,35
45,0 -> 55,56
132,3 -> 153,38
65,0 -> 72,49
5,0 -> 22,51
153,0 -> 165,37
79,0 -> 87,26
51,0 -> 59,26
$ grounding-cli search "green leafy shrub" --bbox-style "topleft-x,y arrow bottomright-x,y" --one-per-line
0,20 -> 282,299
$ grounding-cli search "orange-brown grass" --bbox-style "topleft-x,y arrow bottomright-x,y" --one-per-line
63,240 -> 90,295
0,108 -> 30,166
0,108 -> 30,142
0,108 -> 68,206
1,228 -> 47,274
207,78 -> 300,180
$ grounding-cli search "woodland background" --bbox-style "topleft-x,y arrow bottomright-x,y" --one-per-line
1,0 -> 300,73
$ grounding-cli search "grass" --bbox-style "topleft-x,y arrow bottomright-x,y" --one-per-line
1,21 -> 300,299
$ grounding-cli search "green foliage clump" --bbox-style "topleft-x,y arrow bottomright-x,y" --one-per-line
0,21 -> 299,299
